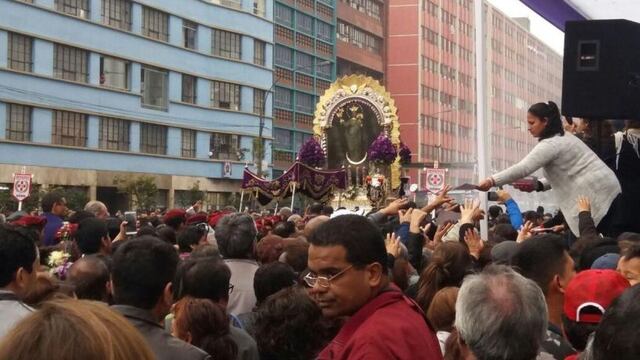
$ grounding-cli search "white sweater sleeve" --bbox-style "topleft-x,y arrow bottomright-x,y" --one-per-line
491,139 -> 559,186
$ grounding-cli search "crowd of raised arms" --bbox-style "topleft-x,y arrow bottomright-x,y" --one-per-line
0,102 -> 639,360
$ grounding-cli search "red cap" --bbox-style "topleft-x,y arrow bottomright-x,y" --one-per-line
186,213 -> 208,226
11,215 -> 47,229
564,269 -> 630,323
208,211 -> 232,228
163,209 -> 187,223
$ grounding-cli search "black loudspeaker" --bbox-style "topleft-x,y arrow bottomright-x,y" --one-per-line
562,20 -> 640,119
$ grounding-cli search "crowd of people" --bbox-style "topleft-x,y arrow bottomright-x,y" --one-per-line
0,102 -> 639,360
0,184 -> 639,360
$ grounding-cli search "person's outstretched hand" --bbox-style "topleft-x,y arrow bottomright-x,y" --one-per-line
464,228 -> 484,259
517,220 -> 534,243
381,198 -> 409,216
460,198 -> 480,223
477,178 -> 494,192
577,196 -> 591,213
385,233 -> 401,258
496,189 -> 511,204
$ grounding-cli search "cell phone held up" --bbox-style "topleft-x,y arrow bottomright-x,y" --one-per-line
487,191 -> 500,202
124,211 -> 137,235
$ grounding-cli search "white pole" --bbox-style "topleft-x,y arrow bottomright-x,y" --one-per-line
239,190 -> 245,211
274,202 -> 279,214
474,0 -> 489,240
290,183 -> 296,209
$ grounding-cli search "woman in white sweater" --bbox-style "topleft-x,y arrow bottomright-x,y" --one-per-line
477,101 -> 621,236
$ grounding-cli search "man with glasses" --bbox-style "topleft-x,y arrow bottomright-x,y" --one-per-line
41,191 -> 68,246
307,215 -> 442,360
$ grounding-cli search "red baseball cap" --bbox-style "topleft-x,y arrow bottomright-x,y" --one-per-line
564,269 -> 630,323
163,209 -> 187,223
186,213 -> 208,226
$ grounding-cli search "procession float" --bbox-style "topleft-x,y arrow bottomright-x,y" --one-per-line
241,75 -> 411,209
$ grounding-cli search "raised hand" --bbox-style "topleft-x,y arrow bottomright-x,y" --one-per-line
460,198 -> 480,223
381,198 -> 410,216
517,221 -> 534,243
577,195 -> 591,213
464,228 -> 484,259
398,208 -> 414,224
385,232 -> 401,258
434,222 -> 454,244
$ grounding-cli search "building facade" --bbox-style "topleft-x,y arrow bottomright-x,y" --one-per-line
272,0 -> 336,176
387,0 -> 562,187
0,0 -> 273,211
336,0 -> 385,81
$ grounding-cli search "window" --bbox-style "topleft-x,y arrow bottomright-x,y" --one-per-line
140,123 -> 167,155
275,45 -> 293,68
102,0 -> 132,30
55,0 -> 89,18
99,117 -> 129,151
211,81 -> 241,111
52,110 -> 87,147
296,52 -> 313,74
274,129 -> 292,149
254,39 -> 266,66
182,74 -> 197,104
296,93 -> 314,113
337,21 -> 382,54
181,129 -> 196,158
54,44 -> 88,83
317,61 -> 331,79
142,6 -> 169,42
141,66 -> 168,109
6,104 -> 32,142
275,87 -> 292,109
100,56 -> 129,90
253,88 -> 265,115
296,13 -> 313,35
8,33 -> 32,72
183,20 -> 197,50
212,29 -> 242,60
206,0 -> 241,9
275,4 -> 293,26
253,0 -> 266,17
209,133 -> 239,160
317,21 -> 332,42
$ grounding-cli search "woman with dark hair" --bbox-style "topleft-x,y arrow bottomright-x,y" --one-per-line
172,297 -> 237,360
253,287 -> 332,360
477,101 -> 621,237
415,242 -> 471,312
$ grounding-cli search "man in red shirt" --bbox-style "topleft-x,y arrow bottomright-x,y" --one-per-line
306,215 -> 443,360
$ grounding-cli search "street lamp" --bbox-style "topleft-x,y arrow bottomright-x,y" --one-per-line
256,59 -> 333,177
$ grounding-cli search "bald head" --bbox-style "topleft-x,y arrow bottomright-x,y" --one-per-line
84,201 -> 108,219
67,255 -> 110,302
303,215 -> 330,239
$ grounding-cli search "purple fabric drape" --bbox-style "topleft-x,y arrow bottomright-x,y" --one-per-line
519,0 -> 586,31
242,162 -> 347,204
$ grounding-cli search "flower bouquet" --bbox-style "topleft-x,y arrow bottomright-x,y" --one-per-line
398,142 -> 412,165
48,250 -> 72,280
367,134 -> 397,165
298,137 -> 325,168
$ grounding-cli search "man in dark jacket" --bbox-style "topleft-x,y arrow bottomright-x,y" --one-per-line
0,224 -> 38,339
111,236 -> 210,360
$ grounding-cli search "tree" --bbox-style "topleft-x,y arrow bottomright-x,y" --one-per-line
176,181 -> 205,208
0,184 -> 44,214
113,175 -> 158,211
48,187 -> 89,212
